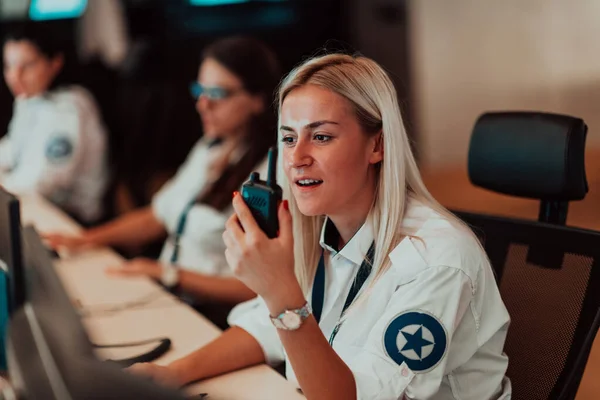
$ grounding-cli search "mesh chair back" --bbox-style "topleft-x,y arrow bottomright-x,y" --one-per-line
455,211 -> 600,400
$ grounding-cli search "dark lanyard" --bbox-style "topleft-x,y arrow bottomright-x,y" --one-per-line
311,242 -> 375,344
169,200 -> 196,264
169,138 -> 223,265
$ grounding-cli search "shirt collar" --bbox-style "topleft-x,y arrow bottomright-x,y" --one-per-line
317,197 -> 430,266
319,216 -> 374,266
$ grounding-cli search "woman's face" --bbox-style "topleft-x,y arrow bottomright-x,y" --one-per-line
194,57 -> 264,140
280,84 -> 383,217
3,40 -> 63,98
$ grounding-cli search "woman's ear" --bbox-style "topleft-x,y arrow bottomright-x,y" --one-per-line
50,53 -> 64,78
250,94 -> 266,115
369,131 -> 384,165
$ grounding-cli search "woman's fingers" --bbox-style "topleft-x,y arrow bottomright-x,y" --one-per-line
231,193 -> 262,237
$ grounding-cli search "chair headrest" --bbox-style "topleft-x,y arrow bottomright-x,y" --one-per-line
468,112 -> 588,201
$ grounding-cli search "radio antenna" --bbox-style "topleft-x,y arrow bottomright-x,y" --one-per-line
266,146 -> 277,188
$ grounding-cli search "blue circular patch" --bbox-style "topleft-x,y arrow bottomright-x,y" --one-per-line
383,311 -> 447,373
45,136 -> 73,162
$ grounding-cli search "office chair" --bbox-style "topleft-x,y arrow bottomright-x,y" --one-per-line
452,112 -> 600,400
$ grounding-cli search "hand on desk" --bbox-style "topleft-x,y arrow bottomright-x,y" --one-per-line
127,362 -> 183,389
43,232 -> 94,251
105,257 -> 162,280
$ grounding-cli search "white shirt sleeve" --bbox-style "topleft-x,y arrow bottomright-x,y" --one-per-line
186,205 -> 230,233
342,265 -> 476,400
2,108 -> 83,198
228,296 -> 286,366
152,141 -> 211,232
0,101 -> 23,172
0,135 -> 14,171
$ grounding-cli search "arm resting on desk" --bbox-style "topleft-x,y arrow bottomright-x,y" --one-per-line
106,260 -> 256,305
169,326 -> 266,385
48,206 -> 167,250
179,271 -> 256,305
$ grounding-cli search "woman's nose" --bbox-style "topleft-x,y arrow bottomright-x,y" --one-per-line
289,138 -> 313,169
196,95 -> 211,113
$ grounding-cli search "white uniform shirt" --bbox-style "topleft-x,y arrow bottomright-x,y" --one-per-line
230,199 -> 512,399
0,86 -> 108,223
152,138 -> 268,275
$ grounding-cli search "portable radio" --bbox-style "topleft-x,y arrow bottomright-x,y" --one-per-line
241,146 -> 283,238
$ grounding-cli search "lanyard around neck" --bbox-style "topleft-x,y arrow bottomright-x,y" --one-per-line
311,241 -> 375,344
169,139 -> 225,265
169,200 -> 196,265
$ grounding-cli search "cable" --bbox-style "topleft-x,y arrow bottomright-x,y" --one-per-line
76,289 -> 167,318
96,337 -> 172,368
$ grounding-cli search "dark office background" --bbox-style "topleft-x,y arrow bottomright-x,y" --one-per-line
0,0 -> 412,218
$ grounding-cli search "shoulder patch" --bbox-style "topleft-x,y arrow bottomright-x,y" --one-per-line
383,310 -> 448,373
45,136 -> 73,163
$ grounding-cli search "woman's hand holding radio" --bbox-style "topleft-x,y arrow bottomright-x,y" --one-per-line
223,193 -> 304,315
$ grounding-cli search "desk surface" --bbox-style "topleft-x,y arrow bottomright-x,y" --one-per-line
19,193 -> 304,400
20,193 -> 175,308
86,306 -> 303,400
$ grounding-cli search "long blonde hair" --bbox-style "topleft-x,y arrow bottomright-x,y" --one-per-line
278,53 -> 475,300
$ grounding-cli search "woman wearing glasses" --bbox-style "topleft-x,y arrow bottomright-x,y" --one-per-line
45,36 -> 281,327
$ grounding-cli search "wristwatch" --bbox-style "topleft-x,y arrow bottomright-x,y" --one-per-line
160,264 -> 180,289
270,302 -> 312,331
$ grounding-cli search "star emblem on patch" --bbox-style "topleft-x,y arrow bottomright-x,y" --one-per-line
383,311 -> 448,373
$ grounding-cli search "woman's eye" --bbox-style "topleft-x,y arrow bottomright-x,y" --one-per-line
314,134 -> 332,142
281,136 -> 296,145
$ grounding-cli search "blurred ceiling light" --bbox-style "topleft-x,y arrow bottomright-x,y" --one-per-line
29,0 -> 88,21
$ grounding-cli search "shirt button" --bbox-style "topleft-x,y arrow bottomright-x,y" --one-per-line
401,367 -> 409,377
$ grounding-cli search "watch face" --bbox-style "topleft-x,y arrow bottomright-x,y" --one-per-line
161,267 -> 179,287
281,311 -> 301,330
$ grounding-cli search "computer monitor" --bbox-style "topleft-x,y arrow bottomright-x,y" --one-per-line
0,188 -> 24,370
4,227 -> 188,400
0,187 -> 25,315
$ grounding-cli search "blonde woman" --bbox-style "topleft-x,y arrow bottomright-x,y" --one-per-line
130,53 -> 512,400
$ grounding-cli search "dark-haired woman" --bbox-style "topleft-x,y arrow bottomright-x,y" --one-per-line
0,24 -> 109,224
45,36 -> 282,326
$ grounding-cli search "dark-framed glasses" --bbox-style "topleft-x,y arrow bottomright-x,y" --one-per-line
189,82 -> 240,101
